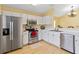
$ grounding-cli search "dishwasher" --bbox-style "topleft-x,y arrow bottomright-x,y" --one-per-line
60,33 -> 75,53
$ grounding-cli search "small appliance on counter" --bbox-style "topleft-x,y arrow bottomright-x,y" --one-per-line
40,25 -> 45,30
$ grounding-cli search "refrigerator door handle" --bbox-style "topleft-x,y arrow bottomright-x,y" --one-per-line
11,22 -> 13,40
10,22 -> 12,40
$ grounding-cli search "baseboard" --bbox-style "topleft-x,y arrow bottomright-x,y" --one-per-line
28,40 -> 43,45
61,48 -> 74,54
23,40 -> 43,46
4,47 -> 22,54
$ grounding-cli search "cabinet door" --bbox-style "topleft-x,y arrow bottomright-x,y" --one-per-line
44,31 -> 49,42
43,16 -> 48,24
48,32 -> 54,44
23,32 -> 28,45
48,32 -> 60,47
44,16 -> 49,24
38,30 -> 46,40
38,31 -> 42,40
75,35 -> 79,54
47,16 -> 52,25
42,30 -> 46,40
37,17 -> 43,24
39,30 -> 49,42
53,32 -> 60,47
42,16 -> 52,25
22,14 -> 27,24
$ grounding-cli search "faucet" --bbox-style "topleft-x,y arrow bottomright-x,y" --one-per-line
55,28 -> 59,31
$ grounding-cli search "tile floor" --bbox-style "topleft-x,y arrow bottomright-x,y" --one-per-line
7,41 -> 70,54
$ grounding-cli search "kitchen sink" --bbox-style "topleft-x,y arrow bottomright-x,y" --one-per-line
50,30 -> 62,32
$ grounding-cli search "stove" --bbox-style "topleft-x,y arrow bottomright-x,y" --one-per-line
27,29 -> 38,44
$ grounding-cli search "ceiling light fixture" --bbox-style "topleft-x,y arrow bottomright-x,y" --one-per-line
68,6 -> 76,17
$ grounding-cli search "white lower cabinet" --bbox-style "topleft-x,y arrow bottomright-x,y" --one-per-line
38,30 -> 43,40
43,31 -> 49,42
39,30 -> 60,48
48,32 -> 54,44
41,30 -> 48,41
38,30 -> 79,53
23,31 -> 28,45
48,32 -> 60,48
53,32 -> 60,48
75,35 -> 79,54
38,30 -> 49,41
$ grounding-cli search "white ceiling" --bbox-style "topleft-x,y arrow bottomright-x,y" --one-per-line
5,4 -> 50,14
5,4 -> 79,16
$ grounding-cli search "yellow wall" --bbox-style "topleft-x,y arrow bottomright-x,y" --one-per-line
54,17 -> 61,27
44,7 -> 54,26
44,7 -> 53,16
0,5 -> 2,13
44,7 -> 79,28
55,10 -> 79,28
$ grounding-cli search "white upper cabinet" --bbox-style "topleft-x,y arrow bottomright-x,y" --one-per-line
21,14 -> 28,24
37,16 -> 43,24
27,15 -> 32,20
37,16 -> 53,25
26,15 -> 53,25
27,15 -> 38,24
47,16 -> 52,25
42,16 -> 52,25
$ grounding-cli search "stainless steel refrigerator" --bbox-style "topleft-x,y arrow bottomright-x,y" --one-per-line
0,16 -> 23,53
